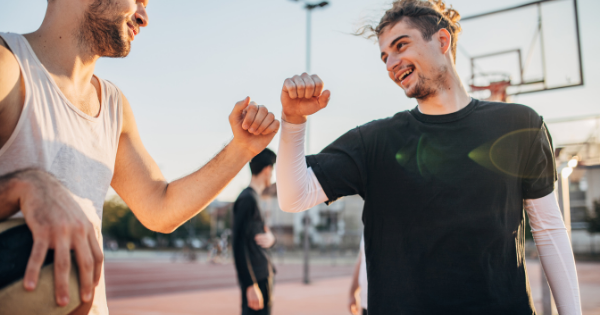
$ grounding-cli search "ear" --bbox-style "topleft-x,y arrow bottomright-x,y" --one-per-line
437,28 -> 452,56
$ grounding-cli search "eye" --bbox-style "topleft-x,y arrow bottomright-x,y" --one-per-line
396,43 -> 404,51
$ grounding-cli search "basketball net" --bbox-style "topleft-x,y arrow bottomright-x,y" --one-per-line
469,73 -> 511,102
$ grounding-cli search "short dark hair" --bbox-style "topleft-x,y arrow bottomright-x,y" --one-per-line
359,0 -> 462,63
250,149 -> 276,175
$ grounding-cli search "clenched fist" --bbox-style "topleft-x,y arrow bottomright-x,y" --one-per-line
281,73 -> 331,124
229,97 -> 280,157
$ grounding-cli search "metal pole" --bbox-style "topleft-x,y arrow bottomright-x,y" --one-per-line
537,3 -> 548,89
573,0 -> 585,87
302,7 -> 312,285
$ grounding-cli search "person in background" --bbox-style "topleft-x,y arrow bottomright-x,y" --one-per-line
232,149 -> 277,314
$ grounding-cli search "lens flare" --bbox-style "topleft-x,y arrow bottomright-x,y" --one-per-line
468,128 -> 548,178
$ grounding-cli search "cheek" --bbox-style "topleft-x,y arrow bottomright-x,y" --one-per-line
388,71 -> 395,81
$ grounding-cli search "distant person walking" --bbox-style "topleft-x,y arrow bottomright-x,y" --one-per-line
349,235 -> 368,315
233,149 -> 277,314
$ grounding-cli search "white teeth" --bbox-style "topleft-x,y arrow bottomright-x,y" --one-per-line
400,68 -> 413,81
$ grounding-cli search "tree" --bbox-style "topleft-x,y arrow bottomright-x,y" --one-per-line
102,195 -> 154,244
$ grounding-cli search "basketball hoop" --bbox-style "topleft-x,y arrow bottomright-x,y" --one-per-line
469,72 -> 511,102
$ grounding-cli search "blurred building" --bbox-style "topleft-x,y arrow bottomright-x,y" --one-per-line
550,116 -> 600,254
260,184 -> 364,249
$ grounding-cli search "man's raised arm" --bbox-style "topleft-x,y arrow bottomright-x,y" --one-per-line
111,95 -> 280,233
276,73 -> 330,213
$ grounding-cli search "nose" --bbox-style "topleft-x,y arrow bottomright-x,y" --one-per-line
135,5 -> 149,27
386,54 -> 401,73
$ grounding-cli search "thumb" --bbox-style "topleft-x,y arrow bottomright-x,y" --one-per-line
232,97 -> 251,116
317,90 -> 331,109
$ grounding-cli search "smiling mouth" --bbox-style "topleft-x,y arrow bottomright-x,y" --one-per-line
127,22 -> 138,39
398,67 -> 415,84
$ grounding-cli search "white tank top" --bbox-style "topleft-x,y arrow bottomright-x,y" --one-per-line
0,32 -> 123,315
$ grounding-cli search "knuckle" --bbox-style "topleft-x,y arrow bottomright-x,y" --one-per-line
25,264 -> 39,275
52,223 -> 69,235
82,257 -> 94,271
74,225 -> 86,237
55,258 -> 70,270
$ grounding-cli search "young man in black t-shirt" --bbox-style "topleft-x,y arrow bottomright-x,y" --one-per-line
275,0 -> 581,314
232,149 -> 277,315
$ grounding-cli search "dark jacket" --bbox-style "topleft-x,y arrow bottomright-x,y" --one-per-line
232,187 -> 273,289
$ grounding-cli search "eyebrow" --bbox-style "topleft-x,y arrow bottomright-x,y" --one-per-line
381,35 -> 409,59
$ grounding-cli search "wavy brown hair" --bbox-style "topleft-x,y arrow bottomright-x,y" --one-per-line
359,0 -> 462,63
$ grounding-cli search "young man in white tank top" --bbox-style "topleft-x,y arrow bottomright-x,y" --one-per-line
0,1 -> 280,314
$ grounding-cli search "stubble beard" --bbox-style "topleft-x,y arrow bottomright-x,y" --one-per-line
405,66 -> 448,101
76,0 -> 131,58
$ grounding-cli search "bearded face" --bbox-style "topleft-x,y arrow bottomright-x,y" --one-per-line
76,0 -> 137,58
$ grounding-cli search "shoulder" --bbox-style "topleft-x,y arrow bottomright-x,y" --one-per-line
235,189 -> 258,206
355,111 -> 411,139
475,100 -> 544,128
0,36 -> 24,144
0,36 -> 21,102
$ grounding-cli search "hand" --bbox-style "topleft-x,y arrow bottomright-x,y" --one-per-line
281,73 -> 331,124
229,97 -> 280,157
254,226 -> 275,248
15,170 -> 103,307
349,288 -> 360,315
246,283 -> 264,311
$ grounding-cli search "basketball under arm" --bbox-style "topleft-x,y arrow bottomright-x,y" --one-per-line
524,192 -> 582,315
276,121 -> 328,213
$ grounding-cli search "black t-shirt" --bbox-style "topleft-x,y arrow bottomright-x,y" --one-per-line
307,99 -> 556,314
232,187 -> 272,289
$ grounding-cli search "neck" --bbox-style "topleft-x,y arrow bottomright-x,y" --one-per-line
249,177 -> 266,195
416,66 -> 471,115
24,4 -> 98,87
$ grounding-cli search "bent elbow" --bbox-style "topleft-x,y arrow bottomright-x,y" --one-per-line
278,199 -> 307,213
138,217 -> 178,234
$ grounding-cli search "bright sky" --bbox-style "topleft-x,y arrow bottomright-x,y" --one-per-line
1,0 -> 598,201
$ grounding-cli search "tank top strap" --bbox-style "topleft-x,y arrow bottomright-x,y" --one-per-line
97,78 -> 124,152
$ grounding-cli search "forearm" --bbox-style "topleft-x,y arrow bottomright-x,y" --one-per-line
349,254 -> 361,295
276,120 -> 327,212
0,168 -> 47,219
138,142 -> 254,233
524,193 -> 581,315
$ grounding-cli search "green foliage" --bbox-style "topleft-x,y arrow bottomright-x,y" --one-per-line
102,196 -> 153,242
586,201 -> 600,235
102,195 -> 220,245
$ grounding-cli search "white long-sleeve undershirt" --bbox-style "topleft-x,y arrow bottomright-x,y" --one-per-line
275,121 -> 327,212
276,120 -> 581,314
524,194 -> 582,315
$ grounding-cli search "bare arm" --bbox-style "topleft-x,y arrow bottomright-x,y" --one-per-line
349,251 -> 361,315
111,95 -> 280,233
